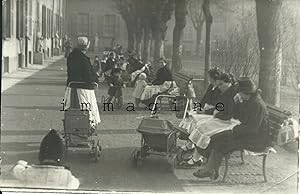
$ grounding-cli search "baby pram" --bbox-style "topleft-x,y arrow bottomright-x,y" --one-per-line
62,81 -> 102,162
131,94 -> 191,170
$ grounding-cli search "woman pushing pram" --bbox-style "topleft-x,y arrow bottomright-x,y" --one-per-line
63,36 -> 101,147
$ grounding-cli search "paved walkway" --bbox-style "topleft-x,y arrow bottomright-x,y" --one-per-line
0,56 -> 298,193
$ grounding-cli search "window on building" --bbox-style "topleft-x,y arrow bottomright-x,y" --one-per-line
42,5 -> 46,38
56,14 -> 59,35
2,0 -> 12,38
47,8 -> 51,38
103,14 -> 116,37
28,0 -> 32,36
16,0 -> 24,38
36,2 -> 40,33
77,13 -> 89,36
51,10 -> 54,38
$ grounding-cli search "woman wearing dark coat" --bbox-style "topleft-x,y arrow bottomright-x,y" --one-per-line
64,36 -> 101,125
193,77 -> 271,179
180,73 -> 237,167
152,58 -> 173,85
199,67 -> 222,114
67,44 -> 98,87
213,73 -> 237,120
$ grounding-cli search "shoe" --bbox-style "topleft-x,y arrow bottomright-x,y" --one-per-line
193,168 -> 219,180
179,158 -> 202,168
193,168 -> 213,179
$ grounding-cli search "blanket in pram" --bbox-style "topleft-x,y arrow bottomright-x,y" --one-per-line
140,81 -> 179,101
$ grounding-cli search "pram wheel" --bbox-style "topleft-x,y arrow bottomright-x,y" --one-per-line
94,144 -> 101,162
91,140 -> 102,162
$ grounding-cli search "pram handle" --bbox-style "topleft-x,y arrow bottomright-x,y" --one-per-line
68,81 -> 98,89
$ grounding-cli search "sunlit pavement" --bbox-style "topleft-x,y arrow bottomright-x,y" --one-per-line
0,56 -> 298,193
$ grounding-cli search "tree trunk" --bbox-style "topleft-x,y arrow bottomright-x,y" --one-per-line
160,40 -> 165,59
142,25 -> 151,63
125,20 -> 136,52
153,29 -> 163,63
135,28 -> 143,59
256,0 -> 282,106
195,24 -> 203,57
172,0 -> 188,73
203,0 -> 212,85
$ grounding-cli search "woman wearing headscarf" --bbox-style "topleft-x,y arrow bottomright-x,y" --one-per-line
12,129 -> 80,189
193,77 -> 271,179
63,36 -> 101,145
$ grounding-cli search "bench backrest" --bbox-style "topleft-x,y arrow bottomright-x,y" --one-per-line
266,104 -> 295,144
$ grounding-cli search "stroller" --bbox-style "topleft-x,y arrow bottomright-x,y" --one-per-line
131,94 -> 191,170
62,81 -> 102,162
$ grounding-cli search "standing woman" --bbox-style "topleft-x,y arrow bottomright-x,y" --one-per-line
64,37 -> 101,137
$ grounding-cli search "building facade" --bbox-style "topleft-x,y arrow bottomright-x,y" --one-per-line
65,0 -> 127,52
2,0 -> 65,75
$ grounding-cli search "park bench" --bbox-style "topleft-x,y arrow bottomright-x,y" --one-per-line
222,104 -> 298,182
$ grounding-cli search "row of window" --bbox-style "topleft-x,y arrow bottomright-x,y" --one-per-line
70,13 -> 117,38
2,0 -> 63,39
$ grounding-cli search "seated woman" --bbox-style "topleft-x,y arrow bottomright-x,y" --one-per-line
12,129 -> 80,189
180,67 -> 222,152
193,77 -> 272,179
140,58 -> 178,105
180,73 -> 237,167
199,67 -> 222,114
133,73 -> 149,108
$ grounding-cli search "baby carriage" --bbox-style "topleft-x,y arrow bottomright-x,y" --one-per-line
62,81 -> 102,162
131,94 -> 191,170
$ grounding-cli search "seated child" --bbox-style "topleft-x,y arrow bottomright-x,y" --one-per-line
107,68 -> 125,103
133,73 -> 148,107
12,129 -> 80,189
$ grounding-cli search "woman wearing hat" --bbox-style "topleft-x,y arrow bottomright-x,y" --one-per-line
12,129 -> 80,189
193,77 -> 272,179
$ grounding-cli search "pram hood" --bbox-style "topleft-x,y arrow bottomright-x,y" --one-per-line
137,117 -> 175,135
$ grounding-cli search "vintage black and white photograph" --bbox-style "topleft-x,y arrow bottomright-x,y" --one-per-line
1,0 -> 300,193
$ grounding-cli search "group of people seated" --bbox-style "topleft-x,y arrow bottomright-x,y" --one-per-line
132,58 -> 179,108
177,67 -> 272,180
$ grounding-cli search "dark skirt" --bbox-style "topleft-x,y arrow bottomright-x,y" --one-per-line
196,131 -> 269,157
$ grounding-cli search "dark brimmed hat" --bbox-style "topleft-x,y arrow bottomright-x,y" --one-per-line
237,77 -> 257,94
39,129 -> 64,164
